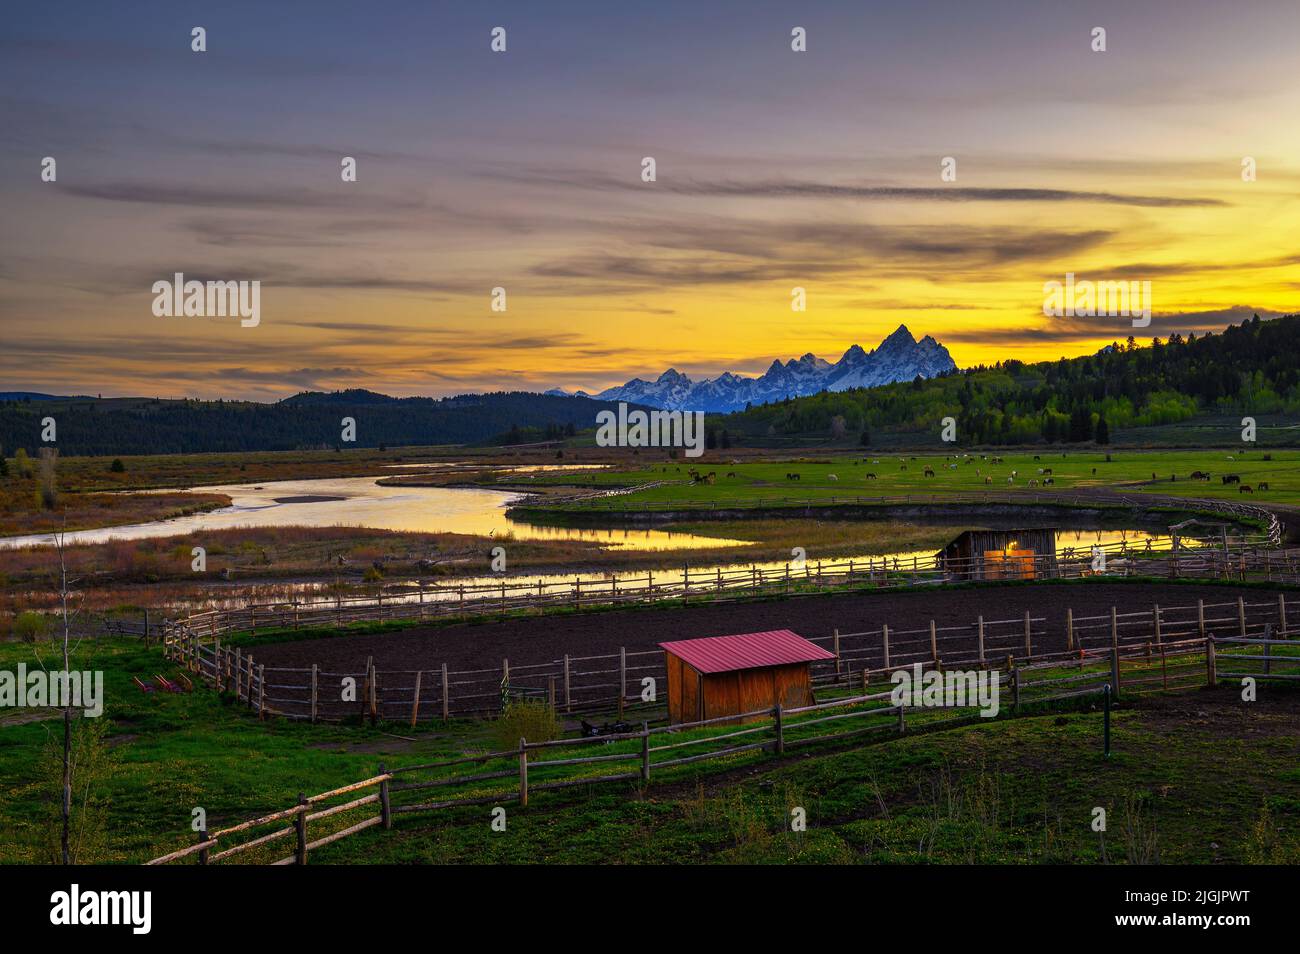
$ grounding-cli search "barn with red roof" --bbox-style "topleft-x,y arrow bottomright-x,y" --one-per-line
658,629 -> 835,724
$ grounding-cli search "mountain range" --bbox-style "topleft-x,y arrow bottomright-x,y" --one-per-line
548,325 -> 957,413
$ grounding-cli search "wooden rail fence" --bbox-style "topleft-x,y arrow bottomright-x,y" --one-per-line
160,540 -> 1299,648
147,622 -> 1296,865
161,593 -> 1295,722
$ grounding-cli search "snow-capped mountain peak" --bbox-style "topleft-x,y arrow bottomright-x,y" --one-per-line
582,327 -> 957,413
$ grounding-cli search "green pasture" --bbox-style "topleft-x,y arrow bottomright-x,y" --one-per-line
1,625 -> 1296,865
528,449 -> 1300,510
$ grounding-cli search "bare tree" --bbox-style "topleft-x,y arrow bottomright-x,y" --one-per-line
53,529 -> 79,864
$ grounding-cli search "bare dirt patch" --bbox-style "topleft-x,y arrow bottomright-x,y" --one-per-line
248,580 -> 1290,675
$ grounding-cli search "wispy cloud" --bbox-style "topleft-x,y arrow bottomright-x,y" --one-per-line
480,169 -> 1227,207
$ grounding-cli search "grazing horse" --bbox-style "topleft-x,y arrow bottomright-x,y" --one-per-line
865,472 -> 877,479
923,467 -> 935,477
1240,484 -> 1253,494
1258,482 -> 1269,490
1223,474 -> 1241,485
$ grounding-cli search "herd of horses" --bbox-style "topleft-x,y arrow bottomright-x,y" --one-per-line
667,458 -> 1271,494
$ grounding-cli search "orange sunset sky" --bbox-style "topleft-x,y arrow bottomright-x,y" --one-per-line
2,1 -> 1299,400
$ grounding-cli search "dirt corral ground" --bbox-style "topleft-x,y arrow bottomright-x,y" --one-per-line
248,580 -> 1293,675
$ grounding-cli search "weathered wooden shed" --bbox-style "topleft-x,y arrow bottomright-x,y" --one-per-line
936,528 -> 1058,581
659,629 -> 836,725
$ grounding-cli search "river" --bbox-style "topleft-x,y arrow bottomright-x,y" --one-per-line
0,475 -> 749,552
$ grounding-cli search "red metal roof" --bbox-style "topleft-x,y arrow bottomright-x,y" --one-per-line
659,629 -> 834,674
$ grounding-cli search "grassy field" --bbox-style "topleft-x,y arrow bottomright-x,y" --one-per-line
316,691 -> 1300,865
524,448 -> 1300,510
2,631 -> 1297,865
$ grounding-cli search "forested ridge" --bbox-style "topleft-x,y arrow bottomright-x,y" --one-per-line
0,390 -> 622,456
721,314 -> 1300,445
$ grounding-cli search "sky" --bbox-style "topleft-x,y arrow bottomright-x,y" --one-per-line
2,0 -> 1299,401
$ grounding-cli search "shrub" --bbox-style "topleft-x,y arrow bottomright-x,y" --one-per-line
37,448 -> 58,510
109,458 -> 125,473
493,700 -> 561,749
13,610 -> 50,643
34,718 -> 119,863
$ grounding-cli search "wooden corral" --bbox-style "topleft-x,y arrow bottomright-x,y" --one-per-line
936,528 -> 1059,581
659,629 -> 836,724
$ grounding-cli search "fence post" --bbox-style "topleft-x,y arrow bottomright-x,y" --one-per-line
619,647 -> 627,716
1206,637 -> 1217,687
257,665 -> 265,719
411,671 -> 422,727
1153,604 -> 1162,646
234,648 -> 243,700
213,637 -> 221,690
310,664 -> 318,723
1238,597 -> 1247,638
294,794 -> 308,865
197,828 -> 210,866
1066,608 -> 1074,652
1264,624 -> 1273,676
518,738 -> 529,807
833,628 -> 841,676
882,624 -> 891,671
1110,606 -> 1118,655
379,763 -> 392,830
1011,667 -> 1020,713
1023,611 -> 1032,658
641,723 -> 651,782
369,662 -> 378,726
930,620 -> 938,663
442,663 -> 450,721
563,655 -> 571,712
1198,599 -> 1206,637
245,654 -> 255,709
1279,593 -> 1289,638
774,704 -> 785,755
1103,684 -> 1111,758
977,616 -> 985,667
1110,648 -> 1121,699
